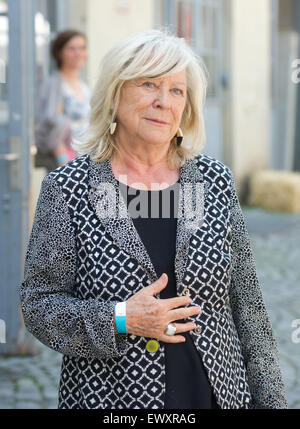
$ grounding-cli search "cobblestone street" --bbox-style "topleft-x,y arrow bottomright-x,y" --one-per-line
244,208 -> 300,409
0,207 -> 299,409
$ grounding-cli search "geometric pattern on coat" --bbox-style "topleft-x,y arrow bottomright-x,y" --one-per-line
19,153 -> 288,409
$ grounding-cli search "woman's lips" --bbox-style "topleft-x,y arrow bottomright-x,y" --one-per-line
144,118 -> 168,125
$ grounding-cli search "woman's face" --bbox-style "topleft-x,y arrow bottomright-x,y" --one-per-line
115,69 -> 187,148
60,35 -> 87,70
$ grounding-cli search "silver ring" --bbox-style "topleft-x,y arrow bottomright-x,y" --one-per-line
165,323 -> 177,335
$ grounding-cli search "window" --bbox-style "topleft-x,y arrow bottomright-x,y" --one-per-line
164,0 -> 222,99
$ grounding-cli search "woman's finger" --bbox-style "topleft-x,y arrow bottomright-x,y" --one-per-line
154,321 -> 196,344
165,321 -> 196,334
168,305 -> 202,321
163,295 -> 192,311
159,333 -> 186,343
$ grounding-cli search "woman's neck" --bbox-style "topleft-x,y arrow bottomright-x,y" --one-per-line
59,67 -> 79,83
110,150 -> 180,190
112,149 -> 169,175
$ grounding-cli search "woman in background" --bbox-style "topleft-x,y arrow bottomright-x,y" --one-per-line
35,29 -> 91,171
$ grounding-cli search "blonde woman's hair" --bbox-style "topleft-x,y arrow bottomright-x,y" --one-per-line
72,28 -> 208,169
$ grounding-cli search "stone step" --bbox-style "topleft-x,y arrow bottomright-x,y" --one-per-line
248,170 -> 300,213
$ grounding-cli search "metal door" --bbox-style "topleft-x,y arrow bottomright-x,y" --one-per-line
0,0 -> 36,355
163,0 -> 224,161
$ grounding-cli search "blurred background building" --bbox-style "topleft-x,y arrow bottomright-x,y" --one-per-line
0,0 -> 300,356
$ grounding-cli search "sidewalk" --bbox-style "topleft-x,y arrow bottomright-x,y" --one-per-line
0,207 -> 299,409
243,207 -> 300,409
0,344 -> 61,409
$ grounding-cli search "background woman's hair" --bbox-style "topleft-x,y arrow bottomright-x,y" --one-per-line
51,29 -> 87,69
72,28 -> 209,169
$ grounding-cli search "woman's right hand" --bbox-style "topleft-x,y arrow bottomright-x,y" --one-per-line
125,273 -> 202,343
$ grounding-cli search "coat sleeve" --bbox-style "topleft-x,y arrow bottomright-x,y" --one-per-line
228,171 -> 288,409
19,174 -> 128,360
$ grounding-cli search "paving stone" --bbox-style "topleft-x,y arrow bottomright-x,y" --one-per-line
15,378 -> 41,403
0,400 -> 14,409
43,387 -> 59,401
0,381 -> 15,395
245,207 -> 300,409
44,399 -> 59,409
15,401 -> 42,409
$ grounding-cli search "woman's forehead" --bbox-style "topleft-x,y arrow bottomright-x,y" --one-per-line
64,36 -> 86,49
133,70 -> 187,84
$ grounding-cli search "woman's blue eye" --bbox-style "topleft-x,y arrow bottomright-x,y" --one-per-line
172,88 -> 183,95
142,82 -> 183,95
143,82 -> 155,88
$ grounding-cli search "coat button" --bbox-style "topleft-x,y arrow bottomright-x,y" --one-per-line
146,340 -> 159,353
194,326 -> 202,334
182,288 -> 190,296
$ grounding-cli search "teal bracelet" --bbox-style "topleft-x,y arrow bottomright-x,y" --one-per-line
115,302 -> 127,334
56,154 -> 68,164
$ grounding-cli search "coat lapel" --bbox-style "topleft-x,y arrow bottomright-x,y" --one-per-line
88,155 -> 205,292
174,157 -> 205,288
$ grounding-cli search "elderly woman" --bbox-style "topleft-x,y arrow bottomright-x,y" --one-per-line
20,29 -> 288,409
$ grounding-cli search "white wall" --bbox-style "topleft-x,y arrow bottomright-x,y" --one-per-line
230,0 -> 271,192
86,0 -> 154,91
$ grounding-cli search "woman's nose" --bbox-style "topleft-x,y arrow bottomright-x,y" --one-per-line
153,88 -> 171,109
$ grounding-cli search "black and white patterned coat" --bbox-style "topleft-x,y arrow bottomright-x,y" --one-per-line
19,153 -> 288,409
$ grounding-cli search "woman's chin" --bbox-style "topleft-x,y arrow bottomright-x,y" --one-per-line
141,133 -> 173,147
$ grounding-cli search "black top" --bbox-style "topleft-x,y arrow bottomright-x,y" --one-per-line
117,178 -> 219,409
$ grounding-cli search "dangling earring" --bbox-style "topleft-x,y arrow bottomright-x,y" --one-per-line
175,128 -> 183,146
109,121 -> 117,135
